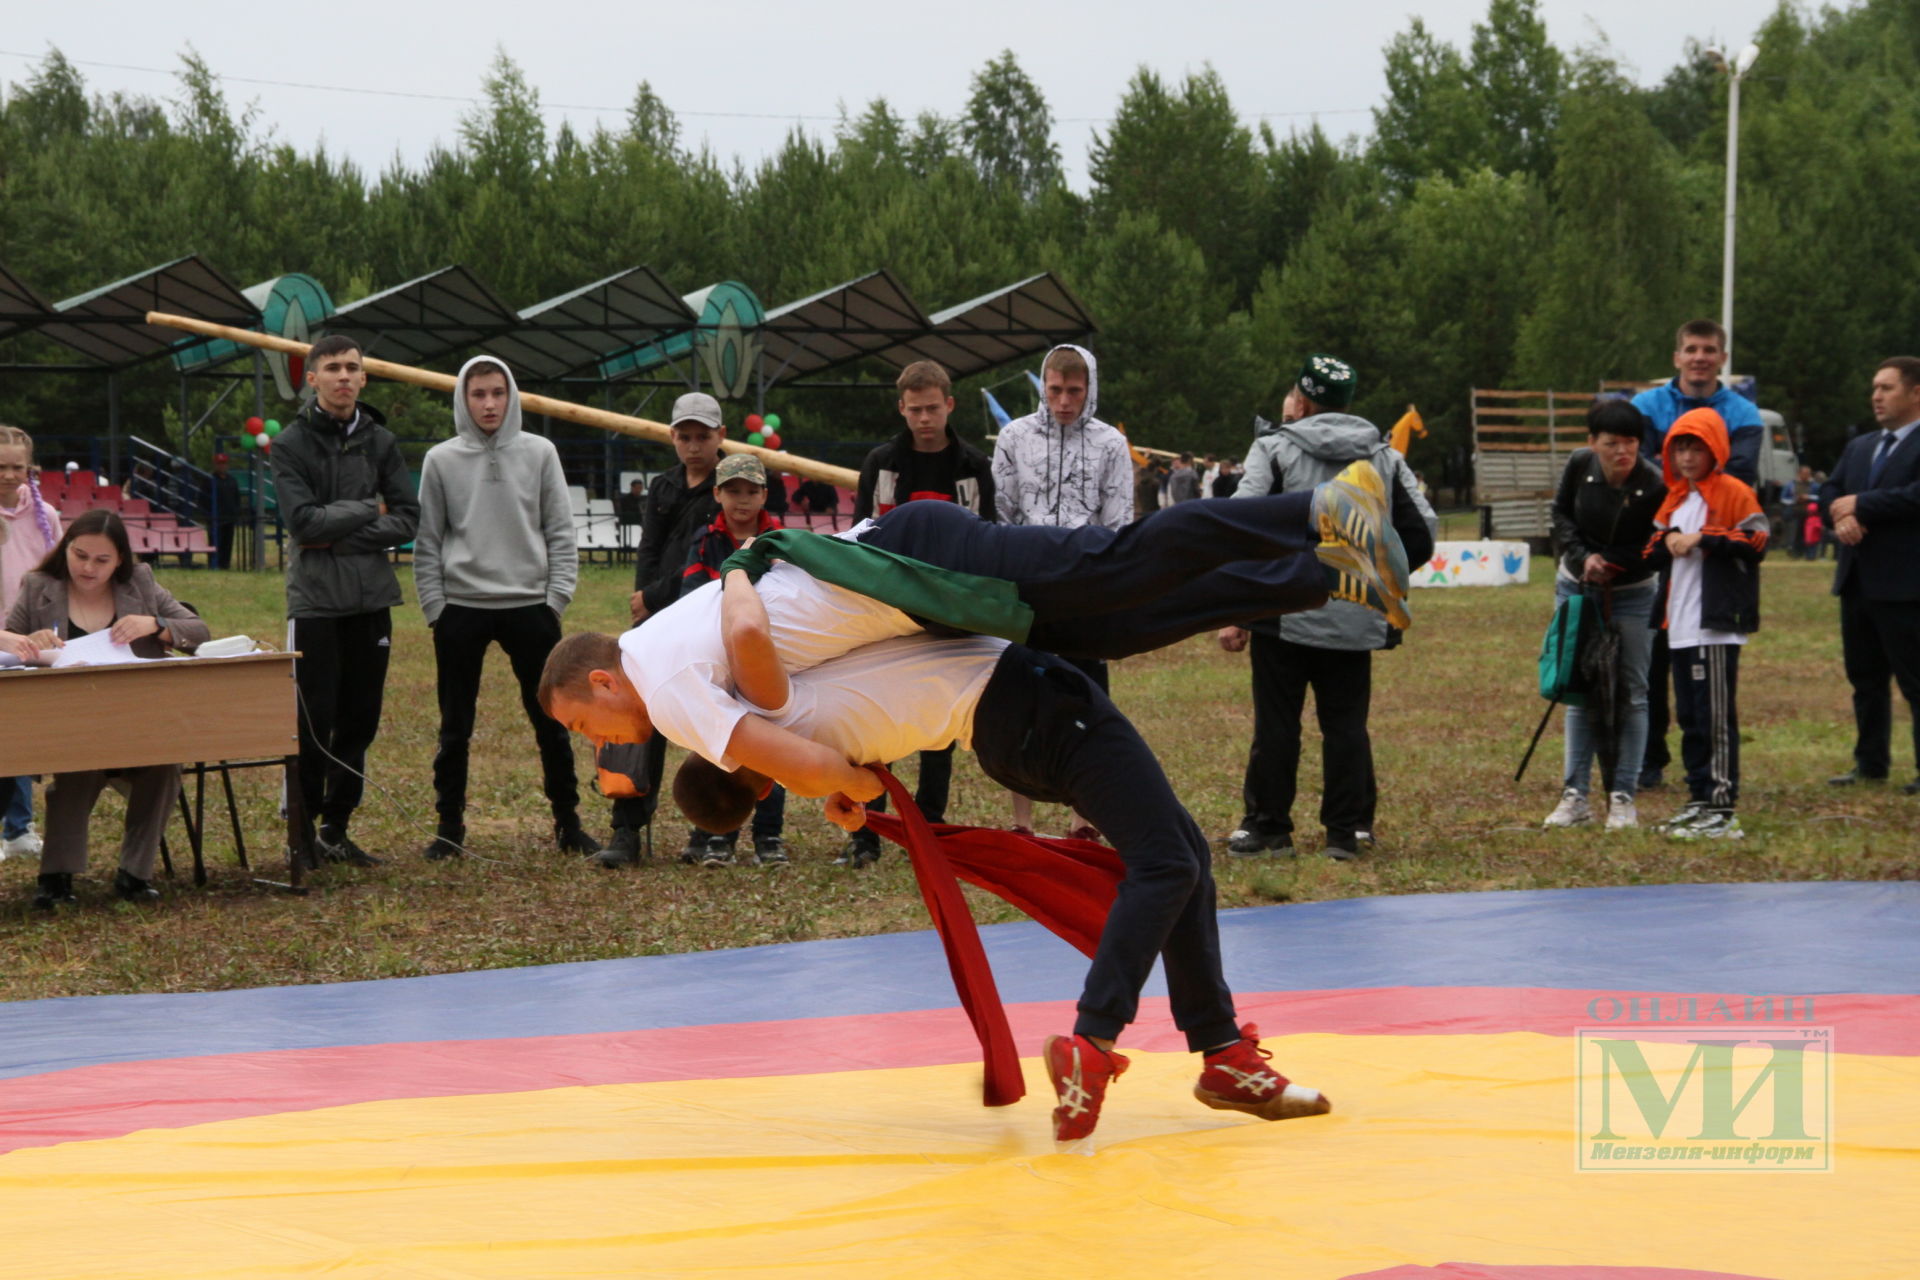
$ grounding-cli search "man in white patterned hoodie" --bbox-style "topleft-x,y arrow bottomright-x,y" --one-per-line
989,343 -> 1133,836
991,344 -> 1133,532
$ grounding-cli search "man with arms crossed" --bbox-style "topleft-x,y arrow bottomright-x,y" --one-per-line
272,333 -> 420,866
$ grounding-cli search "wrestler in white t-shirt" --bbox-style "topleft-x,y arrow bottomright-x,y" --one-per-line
750,633 -> 1006,768
622,556 -> 920,765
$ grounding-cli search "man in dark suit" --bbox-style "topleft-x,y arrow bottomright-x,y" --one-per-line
1822,356 -> 1920,793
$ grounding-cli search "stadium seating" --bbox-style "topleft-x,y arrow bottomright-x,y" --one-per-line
46,467 -> 219,565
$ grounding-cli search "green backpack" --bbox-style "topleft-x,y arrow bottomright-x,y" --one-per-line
1516,590 -> 1596,782
1538,591 -> 1596,707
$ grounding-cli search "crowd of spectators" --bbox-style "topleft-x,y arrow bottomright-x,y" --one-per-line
7,319 -> 1918,906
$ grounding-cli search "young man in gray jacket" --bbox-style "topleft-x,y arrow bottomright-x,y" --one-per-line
1219,354 -> 1437,861
415,356 -> 597,859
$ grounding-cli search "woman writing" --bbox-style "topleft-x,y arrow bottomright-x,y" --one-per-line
2,509 -> 209,908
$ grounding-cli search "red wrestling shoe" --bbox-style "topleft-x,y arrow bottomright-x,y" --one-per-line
1194,1023 -> 1332,1120
1042,1034 -> 1130,1140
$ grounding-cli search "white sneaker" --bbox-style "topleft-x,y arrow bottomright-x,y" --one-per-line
1670,809 -> 1745,841
1542,788 -> 1593,828
1656,801 -> 1709,832
1,829 -> 42,859
1604,793 -> 1638,831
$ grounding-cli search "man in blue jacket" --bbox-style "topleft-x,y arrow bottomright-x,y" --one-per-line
1632,321 -> 1765,486
1630,319 -> 1766,790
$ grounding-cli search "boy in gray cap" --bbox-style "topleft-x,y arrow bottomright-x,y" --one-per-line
599,392 -> 727,867
674,451 -> 790,866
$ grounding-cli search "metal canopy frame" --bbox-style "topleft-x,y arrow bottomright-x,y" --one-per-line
329,265 -> 520,367
873,272 -> 1095,378
0,263 -> 58,346
489,267 -> 698,380
3,255 -> 259,370
0,258 -> 1098,396
755,269 -> 932,383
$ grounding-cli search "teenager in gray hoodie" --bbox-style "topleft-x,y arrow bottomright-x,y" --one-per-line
415,356 -> 598,859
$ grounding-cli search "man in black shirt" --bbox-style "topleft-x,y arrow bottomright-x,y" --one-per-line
842,361 -> 996,865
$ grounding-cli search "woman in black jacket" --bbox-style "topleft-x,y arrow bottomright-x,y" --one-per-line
1542,399 -> 1668,832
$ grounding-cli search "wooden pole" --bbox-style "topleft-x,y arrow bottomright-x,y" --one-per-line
143,311 -> 861,488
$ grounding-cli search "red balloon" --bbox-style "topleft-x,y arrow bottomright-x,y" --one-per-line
245,416 -> 264,432
744,413 -> 764,433
763,433 -> 781,450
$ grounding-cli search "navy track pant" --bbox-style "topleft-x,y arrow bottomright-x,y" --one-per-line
858,493 -> 1327,660
971,646 -> 1239,1052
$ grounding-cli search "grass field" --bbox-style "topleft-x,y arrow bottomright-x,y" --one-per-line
2,542 -> 1913,1003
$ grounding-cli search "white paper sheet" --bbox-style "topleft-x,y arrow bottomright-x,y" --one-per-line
47,630 -> 145,668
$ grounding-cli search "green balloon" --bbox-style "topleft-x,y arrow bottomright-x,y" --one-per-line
239,433 -> 258,449
747,431 -> 766,447
763,413 -> 782,431
264,419 -> 282,437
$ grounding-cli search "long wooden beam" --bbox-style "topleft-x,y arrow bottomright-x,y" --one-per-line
143,311 -> 860,488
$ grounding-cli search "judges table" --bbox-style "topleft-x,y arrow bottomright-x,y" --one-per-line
0,653 -> 310,887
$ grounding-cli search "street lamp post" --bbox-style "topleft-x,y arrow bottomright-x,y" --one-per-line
1710,42 -> 1762,371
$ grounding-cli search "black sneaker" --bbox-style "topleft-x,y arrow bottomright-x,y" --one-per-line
594,825 -> 648,869
753,835 -> 790,865
677,830 -> 711,865
317,827 -> 382,867
1324,836 -> 1362,861
112,869 -> 161,902
1828,768 -> 1887,787
834,835 -> 881,868
555,822 -> 602,856
31,872 -> 76,910
422,831 -> 464,860
699,836 -> 736,868
1226,828 -> 1292,858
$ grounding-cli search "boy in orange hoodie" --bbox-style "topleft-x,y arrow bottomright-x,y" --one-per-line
1642,407 -> 1769,839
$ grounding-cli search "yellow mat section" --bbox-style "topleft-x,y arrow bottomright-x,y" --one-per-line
2,1033 -> 1912,1279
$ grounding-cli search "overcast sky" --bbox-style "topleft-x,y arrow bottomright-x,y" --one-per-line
5,1 -> 1785,185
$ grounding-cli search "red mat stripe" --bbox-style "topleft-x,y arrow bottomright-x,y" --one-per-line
2,986 -> 1906,1155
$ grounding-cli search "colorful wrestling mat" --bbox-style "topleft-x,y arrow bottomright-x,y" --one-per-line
2,881 -> 1915,1278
